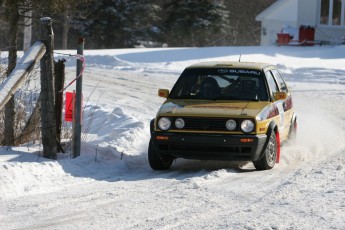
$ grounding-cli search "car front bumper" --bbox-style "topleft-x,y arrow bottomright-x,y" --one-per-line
151,132 -> 267,161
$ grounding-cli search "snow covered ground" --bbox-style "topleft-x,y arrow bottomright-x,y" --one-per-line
1,45 -> 345,229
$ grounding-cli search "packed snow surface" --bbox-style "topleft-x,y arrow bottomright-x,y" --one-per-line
1,45 -> 345,229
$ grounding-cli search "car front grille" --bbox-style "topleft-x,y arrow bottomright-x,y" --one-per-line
181,117 -> 231,131
170,117 -> 245,132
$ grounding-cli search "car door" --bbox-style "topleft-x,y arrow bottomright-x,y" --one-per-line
265,70 -> 286,138
270,69 -> 294,140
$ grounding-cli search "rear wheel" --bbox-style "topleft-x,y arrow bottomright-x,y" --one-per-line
148,140 -> 174,170
253,131 -> 277,170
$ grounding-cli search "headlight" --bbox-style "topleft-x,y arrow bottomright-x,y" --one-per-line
158,117 -> 171,130
175,118 -> 185,129
241,120 -> 254,133
226,119 -> 236,131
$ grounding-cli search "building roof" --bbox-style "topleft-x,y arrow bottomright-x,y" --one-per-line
256,0 -> 297,22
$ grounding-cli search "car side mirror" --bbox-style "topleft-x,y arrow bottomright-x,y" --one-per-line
274,92 -> 288,100
158,89 -> 169,98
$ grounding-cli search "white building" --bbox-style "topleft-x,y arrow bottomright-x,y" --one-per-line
256,0 -> 345,45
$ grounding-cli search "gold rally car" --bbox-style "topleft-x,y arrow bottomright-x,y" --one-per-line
148,61 -> 297,170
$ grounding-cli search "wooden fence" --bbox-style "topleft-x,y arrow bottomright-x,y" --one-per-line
0,17 -> 59,159
0,42 -> 45,111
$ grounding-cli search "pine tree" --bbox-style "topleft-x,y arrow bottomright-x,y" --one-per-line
163,0 -> 229,47
78,0 -> 162,48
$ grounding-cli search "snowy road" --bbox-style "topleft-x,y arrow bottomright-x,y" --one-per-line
1,46 -> 345,229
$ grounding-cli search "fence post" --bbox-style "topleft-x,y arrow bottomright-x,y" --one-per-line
72,38 -> 85,158
55,59 -> 66,153
40,17 -> 57,159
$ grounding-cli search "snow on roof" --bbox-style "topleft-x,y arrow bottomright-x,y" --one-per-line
256,0 -> 298,22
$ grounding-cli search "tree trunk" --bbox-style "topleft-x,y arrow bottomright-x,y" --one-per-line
4,1 -> 20,146
23,10 -> 32,52
62,11 -> 69,49
4,97 -> 15,145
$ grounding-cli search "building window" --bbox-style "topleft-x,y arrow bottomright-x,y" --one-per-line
320,0 -> 330,24
333,0 -> 341,25
320,0 -> 344,26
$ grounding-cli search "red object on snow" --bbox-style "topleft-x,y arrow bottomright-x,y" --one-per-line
299,26 -> 315,46
277,33 -> 291,45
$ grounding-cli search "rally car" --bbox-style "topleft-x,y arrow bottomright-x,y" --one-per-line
148,61 -> 297,170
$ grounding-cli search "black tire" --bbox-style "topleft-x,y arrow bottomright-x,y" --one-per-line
148,140 -> 174,170
253,131 -> 277,170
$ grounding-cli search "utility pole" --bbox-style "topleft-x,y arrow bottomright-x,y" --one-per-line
72,38 -> 84,158
40,17 -> 57,159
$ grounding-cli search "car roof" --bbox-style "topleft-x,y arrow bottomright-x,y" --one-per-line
185,61 -> 274,71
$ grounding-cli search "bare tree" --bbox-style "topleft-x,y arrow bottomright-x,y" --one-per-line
31,0 -> 91,49
3,0 -> 20,146
61,10 -> 69,49
23,9 -> 32,51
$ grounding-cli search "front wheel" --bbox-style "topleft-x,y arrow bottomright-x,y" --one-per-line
253,131 -> 277,170
148,140 -> 174,170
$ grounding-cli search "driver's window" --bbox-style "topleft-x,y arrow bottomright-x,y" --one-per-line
265,71 -> 279,98
271,69 -> 288,92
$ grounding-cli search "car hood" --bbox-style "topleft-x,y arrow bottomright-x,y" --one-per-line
158,100 -> 271,117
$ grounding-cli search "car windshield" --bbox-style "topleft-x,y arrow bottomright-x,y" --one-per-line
169,68 -> 269,101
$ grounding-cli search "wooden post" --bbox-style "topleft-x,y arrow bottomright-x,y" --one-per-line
40,17 -> 57,159
55,59 -> 66,153
72,38 -> 84,158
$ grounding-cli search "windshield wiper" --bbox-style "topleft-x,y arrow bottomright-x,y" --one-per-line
243,98 -> 260,101
169,95 -> 197,99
